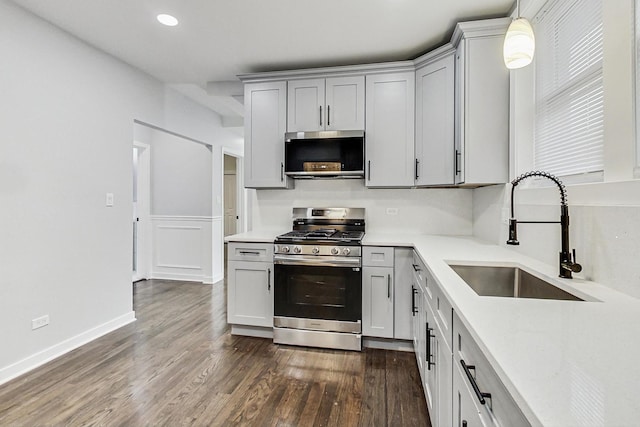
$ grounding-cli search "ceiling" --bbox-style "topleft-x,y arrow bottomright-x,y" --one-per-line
10,0 -> 513,123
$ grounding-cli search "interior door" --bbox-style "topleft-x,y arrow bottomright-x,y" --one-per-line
224,173 -> 237,236
132,143 -> 150,282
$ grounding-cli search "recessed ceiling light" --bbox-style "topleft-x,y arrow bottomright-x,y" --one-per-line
157,14 -> 178,27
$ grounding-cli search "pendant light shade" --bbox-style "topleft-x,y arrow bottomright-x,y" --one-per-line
503,17 -> 536,69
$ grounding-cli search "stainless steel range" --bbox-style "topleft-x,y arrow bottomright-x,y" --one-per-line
273,207 -> 365,351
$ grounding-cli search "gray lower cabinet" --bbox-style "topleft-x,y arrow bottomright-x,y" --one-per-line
453,311 -> 530,427
394,248 -> 414,340
362,266 -> 394,338
227,242 -> 274,328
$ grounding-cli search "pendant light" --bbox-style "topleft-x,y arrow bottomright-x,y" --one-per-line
503,0 -> 535,69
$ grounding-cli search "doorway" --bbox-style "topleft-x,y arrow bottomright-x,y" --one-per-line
133,142 -> 150,282
223,154 -> 240,237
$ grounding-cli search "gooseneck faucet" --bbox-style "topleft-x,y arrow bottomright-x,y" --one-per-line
507,171 -> 582,279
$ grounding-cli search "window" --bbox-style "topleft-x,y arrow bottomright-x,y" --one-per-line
534,0 -> 604,179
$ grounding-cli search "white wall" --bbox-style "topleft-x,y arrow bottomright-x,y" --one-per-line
0,0 -> 235,383
149,129 -> 213,217
252,180 -> 473,235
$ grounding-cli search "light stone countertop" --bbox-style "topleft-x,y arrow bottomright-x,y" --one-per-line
227,230 -> 640,426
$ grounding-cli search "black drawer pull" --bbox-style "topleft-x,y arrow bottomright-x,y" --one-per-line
411,286 -> 417,315
412,263 -> 421,272
460,359 -> 491,405
426,323 -> 434,370
239,251 -> 261,255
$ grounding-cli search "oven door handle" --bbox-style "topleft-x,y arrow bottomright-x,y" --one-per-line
274,254 -> 361,268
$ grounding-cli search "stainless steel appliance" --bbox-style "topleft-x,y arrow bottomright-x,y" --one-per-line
284,131 -> 365,179
273,207 -> 365,351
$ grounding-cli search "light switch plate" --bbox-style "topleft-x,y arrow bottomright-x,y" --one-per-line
386,208 -> 399,215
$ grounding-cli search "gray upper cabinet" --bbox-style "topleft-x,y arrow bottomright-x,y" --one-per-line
453,18 -> 511,186
244,81 -> 292,189
415,47 -> 456,186
287,76 -> 365,132
365,72 -> 416,188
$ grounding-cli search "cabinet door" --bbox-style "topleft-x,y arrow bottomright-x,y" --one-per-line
325,76 -> 365,131
287,79 -> 325,132
454,31 -> 509,185
244,82 -> 290,188
227,260 -> 273,327
412,283 -> 424,378
423,295 -> 438,420
362,266 -> 394,338
394,248 -> 413,340
365,72 -> 415,187
453,362 -> 488,427
454,42 -> 466,185
416,53 -> 455,186
434,322 -> 453,427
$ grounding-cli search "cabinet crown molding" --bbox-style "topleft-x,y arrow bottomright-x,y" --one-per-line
451,17 -> 511,47
413,43 -> 456,69
238,61 -> 415,83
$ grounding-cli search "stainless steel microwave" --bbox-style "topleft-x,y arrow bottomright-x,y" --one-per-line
284,130 -> 365,179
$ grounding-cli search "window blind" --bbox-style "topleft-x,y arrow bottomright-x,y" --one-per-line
534,0 -> 604,178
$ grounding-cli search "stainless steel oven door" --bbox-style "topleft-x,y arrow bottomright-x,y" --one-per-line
273,255 -> 362,324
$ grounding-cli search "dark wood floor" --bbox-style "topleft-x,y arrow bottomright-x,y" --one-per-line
0,279 -> 429,426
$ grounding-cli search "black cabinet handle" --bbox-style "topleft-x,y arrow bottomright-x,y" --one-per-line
319,105 -> 323,126
455,149 -> 461,175
387,274 -> 391,299
415,158 -> 420,180
426,322 -> 434,370
460,360 -> 491,405
327,105 -> 330,126
367,160 -> 371,181
412,263 -> 421,272
281,162 -> 284,182
239,251 -> 261,255
411,286 -> 417,316
267,268 -> 271,291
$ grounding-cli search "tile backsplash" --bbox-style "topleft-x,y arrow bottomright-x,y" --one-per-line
250,179 -> 473,236
473,184 -> 640,299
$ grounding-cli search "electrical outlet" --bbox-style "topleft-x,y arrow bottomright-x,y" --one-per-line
386,208 -> 399,215
105,192 -> 114,207
32,315 -> 49,330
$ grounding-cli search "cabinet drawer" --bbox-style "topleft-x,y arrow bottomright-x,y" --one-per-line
228,242 -> 273,262
363,246 -> 394,267
453,311 -> 530,427
431,276 -> 453,352
411,251 -> 427,287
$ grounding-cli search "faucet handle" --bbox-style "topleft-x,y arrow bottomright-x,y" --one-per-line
570,249 -> 583,273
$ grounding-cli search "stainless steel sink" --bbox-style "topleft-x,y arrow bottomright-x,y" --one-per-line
449,264 -> 584,301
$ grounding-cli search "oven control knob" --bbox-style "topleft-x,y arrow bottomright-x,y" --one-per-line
312,247 -> 320,254
293,246 -> 301,254
342,248 -> 351,256
281,246 -> 290,253
331,247 -> 339,255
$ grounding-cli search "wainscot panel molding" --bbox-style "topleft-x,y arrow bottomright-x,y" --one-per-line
210,216 -> 223,285
150,216 -> 214,283
0,311 -> 135,386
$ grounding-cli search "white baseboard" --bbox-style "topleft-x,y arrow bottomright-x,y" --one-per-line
150,272 -> 206,282
363,337 -> 414,352
0,311 -> 136,386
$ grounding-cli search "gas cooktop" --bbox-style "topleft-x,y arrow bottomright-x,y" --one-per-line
275,229 -> 364,243
274,208 -> 365,245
